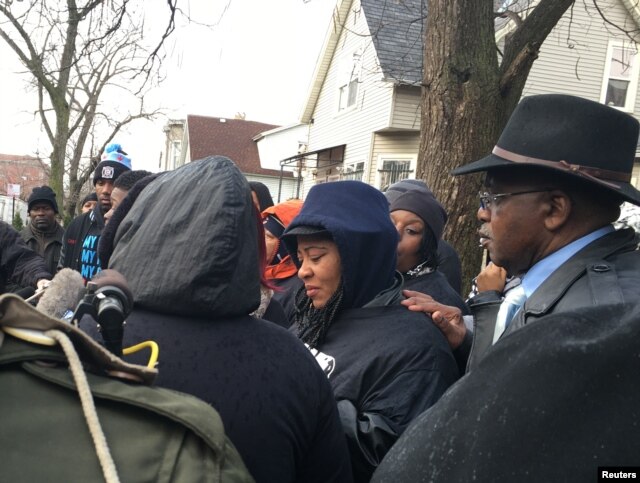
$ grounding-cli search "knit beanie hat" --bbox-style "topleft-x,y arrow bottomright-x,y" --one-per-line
81,192 -> 98,205
93,143 -> 132,185
101,143 -> 132,168
28,186 -> 58,213
384,179 -> 447,241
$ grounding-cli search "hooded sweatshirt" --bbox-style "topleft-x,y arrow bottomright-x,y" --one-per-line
85,156 -> 352,483
283,180 -> 398,310
282,181 -> 459,482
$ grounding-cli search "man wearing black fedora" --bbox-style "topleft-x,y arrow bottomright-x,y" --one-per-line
402,93 -> 640,372
373,95 -> 640,482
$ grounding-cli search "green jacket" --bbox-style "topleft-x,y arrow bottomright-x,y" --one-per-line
21,221 -> 64,275
0,294 -> 253,483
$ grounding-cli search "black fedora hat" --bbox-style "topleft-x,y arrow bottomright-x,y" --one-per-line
452,94 -> 640,205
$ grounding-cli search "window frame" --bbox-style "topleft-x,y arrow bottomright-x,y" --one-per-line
375,154 -> 417,190
600,40 -> 640,112
341,161 -> 365,181
337,49 -> 362,113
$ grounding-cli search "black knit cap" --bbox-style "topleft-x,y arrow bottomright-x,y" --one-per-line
81,192 -> 98,205
93,160 -> 131,186
384,179 -> 447,241
28,186 -> 58,213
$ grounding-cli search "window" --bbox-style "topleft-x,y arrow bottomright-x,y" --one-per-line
171,140 -> 182,168
342,162 -> 364,181
601,41 -> 640,111
376,156 -> 416,190
338,50 -> 362,112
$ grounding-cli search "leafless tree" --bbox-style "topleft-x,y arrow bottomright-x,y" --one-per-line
0,0 -> 179,219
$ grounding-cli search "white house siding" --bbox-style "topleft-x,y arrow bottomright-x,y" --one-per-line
244,175 -> 300,203
256,124 -> 310,171
521,0 -> 640,121
308,0 -> 395,186
390,85 -> 422,130
0,195 -> 28,225
368,131 -> 420,187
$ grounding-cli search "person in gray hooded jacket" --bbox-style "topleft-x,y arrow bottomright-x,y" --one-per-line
82,156 -> 352,483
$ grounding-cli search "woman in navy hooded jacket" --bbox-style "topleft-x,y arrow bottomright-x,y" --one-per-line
282,180 -> 459,483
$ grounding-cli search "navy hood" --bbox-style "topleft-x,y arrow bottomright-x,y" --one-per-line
109,156 -> 260,318
282,180 -> 398,309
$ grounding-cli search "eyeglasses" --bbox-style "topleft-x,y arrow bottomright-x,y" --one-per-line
478,189 -> 551,210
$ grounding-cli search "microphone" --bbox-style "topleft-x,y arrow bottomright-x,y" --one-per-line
73,269 -> 133,357
36,268 -> 86,322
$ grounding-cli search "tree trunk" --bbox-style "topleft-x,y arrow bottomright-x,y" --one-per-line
420,0 -> 504,294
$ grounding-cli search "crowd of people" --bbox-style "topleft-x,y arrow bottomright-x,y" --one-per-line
1,93 -> 639,482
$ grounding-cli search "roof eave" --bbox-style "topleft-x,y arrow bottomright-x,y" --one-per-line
300,0 -> 354,124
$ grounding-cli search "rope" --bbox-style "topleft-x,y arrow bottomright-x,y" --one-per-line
45,329 -> 120,483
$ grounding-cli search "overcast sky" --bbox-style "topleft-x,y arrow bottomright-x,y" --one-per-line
0,0 -> 334,172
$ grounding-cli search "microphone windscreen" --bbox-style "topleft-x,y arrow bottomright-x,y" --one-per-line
36,268 -> 86,320
90,269 -> 133,310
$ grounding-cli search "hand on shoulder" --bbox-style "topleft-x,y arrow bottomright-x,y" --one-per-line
401,289 -> 467,349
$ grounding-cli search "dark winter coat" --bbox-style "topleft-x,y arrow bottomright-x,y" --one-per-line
465,227 -> 640,370
318,302 -> 459,482
0,221 -> 51,294
272,275 -> 303,326
402,269 -> 469,315
436,239 -> 462,295
21,221 -> 64,275
58,203 -> 105,280
372,302 -> 640,483
283,181 -> 459,482
84,156 -> 352,483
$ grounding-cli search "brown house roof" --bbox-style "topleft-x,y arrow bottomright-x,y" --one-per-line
186,115 -> 292,177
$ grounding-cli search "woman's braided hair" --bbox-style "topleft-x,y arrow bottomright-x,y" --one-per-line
293,278 -> 344,348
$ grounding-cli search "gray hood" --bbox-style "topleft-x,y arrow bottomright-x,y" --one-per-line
109,156 -> 260,318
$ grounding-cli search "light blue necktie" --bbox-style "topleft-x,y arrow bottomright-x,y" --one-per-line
493,285 -> 526,343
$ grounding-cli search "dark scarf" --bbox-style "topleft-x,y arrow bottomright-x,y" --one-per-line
293,279 -> 344,348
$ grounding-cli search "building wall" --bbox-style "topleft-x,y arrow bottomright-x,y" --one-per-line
308,0 -> 395,182
256,124 -> 310,171
0,195 -> 28,225
161,120 -> 185,171
521,0 -> 640,118
244,175 -> 300,203
368,131 -> 420,187
0,156 -> 49,202
390,85 -> 421,130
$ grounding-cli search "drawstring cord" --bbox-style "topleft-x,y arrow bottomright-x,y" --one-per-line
45,329 -> 120,483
